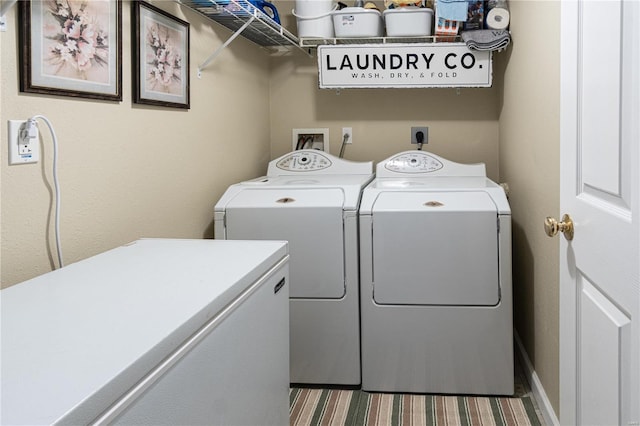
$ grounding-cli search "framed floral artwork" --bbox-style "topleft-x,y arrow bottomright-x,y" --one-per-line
132,1 -> 190,109
19,0 -> 122,101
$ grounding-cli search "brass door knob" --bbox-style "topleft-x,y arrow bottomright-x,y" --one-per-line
544,214 -> 574,241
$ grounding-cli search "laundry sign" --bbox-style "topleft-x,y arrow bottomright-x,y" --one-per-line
317,43 -> 492,88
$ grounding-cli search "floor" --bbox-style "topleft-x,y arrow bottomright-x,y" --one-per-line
290,355 -> 546,426
513,357 -> 545,424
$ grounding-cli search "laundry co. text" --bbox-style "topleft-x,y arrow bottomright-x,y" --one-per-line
318,44 -> 492,89
325,52 -> 480,72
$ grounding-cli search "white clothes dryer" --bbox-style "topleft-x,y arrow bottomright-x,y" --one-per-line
358,150 -> 513,395
214,150 -> 374,385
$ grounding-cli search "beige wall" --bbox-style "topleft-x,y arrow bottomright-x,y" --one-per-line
270,52 -> 501,180
498,0 -> 561,415
1,1 -> 272,287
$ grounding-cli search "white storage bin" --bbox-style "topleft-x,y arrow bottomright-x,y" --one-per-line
383,7 -> 434,37
333,7 -> 383,38
293,0 -> 337,39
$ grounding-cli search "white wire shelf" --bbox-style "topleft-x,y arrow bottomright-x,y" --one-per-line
180,0 -> 302,47
177,0 -> 491,79
178,0 -> 307,75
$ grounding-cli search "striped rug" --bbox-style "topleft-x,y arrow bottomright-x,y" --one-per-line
289,388 -> 542,426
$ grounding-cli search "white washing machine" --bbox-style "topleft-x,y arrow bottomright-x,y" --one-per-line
214,150 -> 373,385
358,150 -> 513,395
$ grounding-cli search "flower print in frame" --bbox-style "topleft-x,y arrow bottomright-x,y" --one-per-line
19,0 -> 122,101
132,1 -> 190,109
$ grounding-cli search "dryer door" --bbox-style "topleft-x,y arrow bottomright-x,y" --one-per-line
225,188 -> 345,299
371,191 -> 500,306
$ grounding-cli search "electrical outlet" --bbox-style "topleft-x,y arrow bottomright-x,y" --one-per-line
342,127 -> 352,144
292,128 -> 330,152
8,120 -> 39,164
411,126 -> 429,145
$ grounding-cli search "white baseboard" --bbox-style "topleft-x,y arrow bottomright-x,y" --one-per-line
514,330 -> 560,426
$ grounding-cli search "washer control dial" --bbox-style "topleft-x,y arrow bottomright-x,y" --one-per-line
276,152 -> 332,171
384,152 -> 444,173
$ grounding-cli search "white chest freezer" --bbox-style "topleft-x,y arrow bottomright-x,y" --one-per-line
1,239 -> 290,425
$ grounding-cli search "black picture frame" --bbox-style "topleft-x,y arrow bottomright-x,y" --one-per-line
132,1 -> 190,109
19,0 -> 123,101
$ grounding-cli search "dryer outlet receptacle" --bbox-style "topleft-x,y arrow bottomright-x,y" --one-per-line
411,127 -> 429,145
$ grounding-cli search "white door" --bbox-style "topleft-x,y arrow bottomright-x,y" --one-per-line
559,1 -> 639,425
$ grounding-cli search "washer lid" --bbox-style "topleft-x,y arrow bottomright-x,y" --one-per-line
371,191 -> 500,306
215,174 -> 373,212
371,190 -> 498,212
223,187 -> 345,208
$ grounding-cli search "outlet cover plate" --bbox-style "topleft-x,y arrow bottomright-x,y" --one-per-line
8,120 -> 39,164
411,126 -> 429,144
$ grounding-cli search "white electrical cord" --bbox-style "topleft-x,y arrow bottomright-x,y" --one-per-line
28,115 -> 64,269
